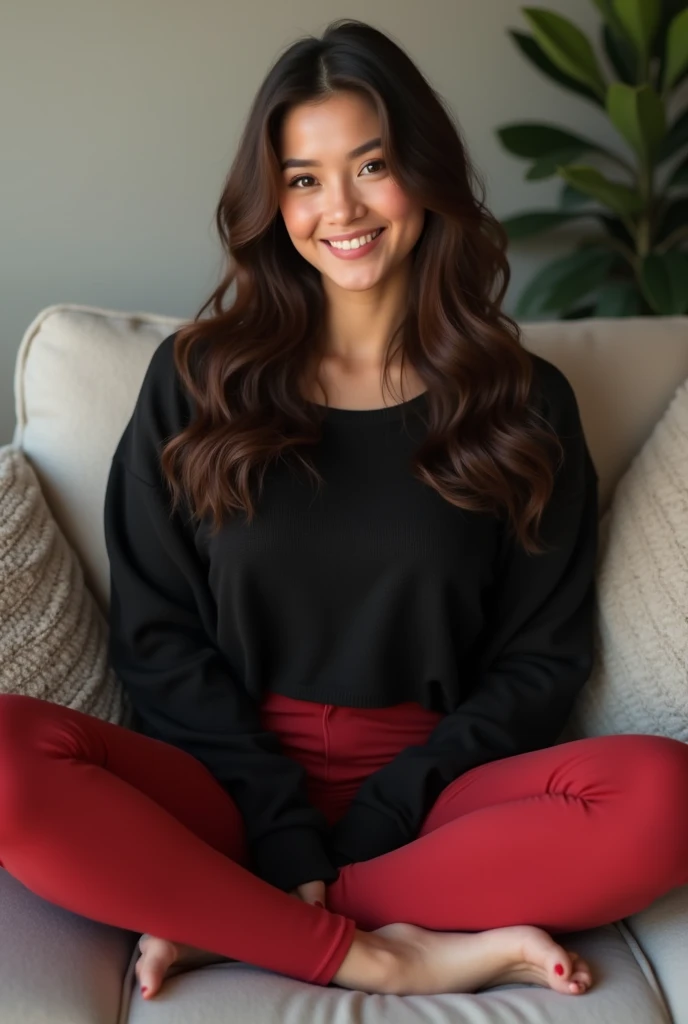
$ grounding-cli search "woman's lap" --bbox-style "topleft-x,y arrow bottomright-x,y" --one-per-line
2,693 -> 687,937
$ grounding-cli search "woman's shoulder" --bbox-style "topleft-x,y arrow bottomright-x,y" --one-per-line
112,330 -> 192,484
527,351 -> 582,432
137,330 -> 195,427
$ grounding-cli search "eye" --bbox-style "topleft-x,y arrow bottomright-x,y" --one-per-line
288,174 -> 317,189
361,159 -> 386,175
287,158 -> 386,189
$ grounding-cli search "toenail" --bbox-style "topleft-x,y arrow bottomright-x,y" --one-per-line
554,964 -> 564,976
141,987 -> 148,995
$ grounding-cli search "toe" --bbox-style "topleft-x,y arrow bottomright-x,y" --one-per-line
547,947 -> 577,993
568,951 -> 593,988
136,935 -> 178,998
518,928 -> 578,994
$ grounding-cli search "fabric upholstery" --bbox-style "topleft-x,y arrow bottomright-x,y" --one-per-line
561,374 -> 688,744
0,444 -> 132,725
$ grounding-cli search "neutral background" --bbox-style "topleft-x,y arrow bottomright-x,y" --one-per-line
1,0 -> 631,443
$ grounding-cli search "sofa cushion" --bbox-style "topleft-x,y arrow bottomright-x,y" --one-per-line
0,868 -> 136,1024
117,922 -> 668,1024
0,445 -> 132,725
562,373 -> 688,743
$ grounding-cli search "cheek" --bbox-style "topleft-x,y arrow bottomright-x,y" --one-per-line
377,181 -> 422,224
280,195 -> 317,242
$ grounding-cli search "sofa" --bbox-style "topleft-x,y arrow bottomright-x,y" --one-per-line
2,301 -> 688,1024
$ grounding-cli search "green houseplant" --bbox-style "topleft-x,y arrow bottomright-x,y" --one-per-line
499,0 -> 688,318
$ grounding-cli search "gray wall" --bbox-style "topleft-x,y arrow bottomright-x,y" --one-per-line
2,0 -> 608,444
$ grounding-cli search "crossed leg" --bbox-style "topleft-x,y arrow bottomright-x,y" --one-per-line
1,694 -> 686,993
327,733 -> 688,934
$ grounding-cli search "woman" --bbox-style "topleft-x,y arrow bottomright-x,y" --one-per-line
1,17 -> 687,1004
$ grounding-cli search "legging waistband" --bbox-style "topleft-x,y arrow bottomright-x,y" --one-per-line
258,690 -> 444,824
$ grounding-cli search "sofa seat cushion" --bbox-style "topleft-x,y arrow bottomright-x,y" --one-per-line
0,868 -> 137,1024
114,920 -> 668,1024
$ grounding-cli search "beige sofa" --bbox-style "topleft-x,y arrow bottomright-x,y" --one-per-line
3,302 -> 688,1024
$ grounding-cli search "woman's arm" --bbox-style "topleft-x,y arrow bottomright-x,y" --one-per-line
330,363 -> 599,867
103,337 -> 337,892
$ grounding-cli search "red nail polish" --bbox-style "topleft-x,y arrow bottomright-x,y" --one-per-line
554,964 -> 564,976
141,987 -> 148,995
314,900 -> 324,908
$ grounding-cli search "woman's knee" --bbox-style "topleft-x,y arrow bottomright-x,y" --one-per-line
0,694 -> 84,837
612,734 -> 688,872
617,733 -> 688,802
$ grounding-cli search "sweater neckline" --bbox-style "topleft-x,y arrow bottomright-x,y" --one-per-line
305,390 -> 429,424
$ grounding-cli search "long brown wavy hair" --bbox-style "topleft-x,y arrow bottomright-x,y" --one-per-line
160,17 -> 564,555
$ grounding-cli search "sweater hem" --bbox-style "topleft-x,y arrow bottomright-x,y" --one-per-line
263,682 -> 440,711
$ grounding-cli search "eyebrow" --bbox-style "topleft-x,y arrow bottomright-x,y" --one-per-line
280,137 -> 382,171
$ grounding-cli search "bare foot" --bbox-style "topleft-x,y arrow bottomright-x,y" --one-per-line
135,934 -> 233,999
136,922 -> 594,1001
333,922 -> 593,997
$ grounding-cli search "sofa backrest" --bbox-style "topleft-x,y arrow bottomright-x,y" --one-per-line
12,303 -> 688,614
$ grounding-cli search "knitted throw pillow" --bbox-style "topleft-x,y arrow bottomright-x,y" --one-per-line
0,445 -> 132,726
561,375 -> 688,744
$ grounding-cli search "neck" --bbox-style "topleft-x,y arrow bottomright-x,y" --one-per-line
318,255 -> 412,371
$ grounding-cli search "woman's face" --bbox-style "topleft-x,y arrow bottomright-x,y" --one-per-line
277,91 -> 425,293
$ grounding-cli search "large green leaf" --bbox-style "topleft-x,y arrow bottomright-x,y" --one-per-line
594,278 -> 644,314
590,0 -> 637,43
655,107 -> 688,163
543,249 -> 619,311
526,146 -> 594,180
515,248 -> 616,317
601,21 -> 639,82
653,195 -> 688,244
656,0 -> 688,92
606,82 -> 666,159
557,165 -> 645,217
508,29 -> 605,106
662,8 -> 688,91
496,123 -> 605,158
665,150 -> 688,188
640,250 -> 688,311
561,303 -> 599,319
501,210 -> 588,241
613,0 -> 662,60
596,211 -> 637,246
560,182 -> 598,208
522,9 -> 608,98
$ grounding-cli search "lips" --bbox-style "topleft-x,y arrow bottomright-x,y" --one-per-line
321,227 -> 386,260
324,227 -> 384,244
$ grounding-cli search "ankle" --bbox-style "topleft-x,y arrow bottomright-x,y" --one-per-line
332,929 -> 401,993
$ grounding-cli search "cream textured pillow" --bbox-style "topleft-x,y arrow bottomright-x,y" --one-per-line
0,445 -> 132,726
562,375 -> 688,744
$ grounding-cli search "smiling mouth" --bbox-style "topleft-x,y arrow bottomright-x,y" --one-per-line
323,227 -> 385,250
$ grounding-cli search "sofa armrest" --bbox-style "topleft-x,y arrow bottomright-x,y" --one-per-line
622,883 -> 688,1024
0,867 -> 137,1023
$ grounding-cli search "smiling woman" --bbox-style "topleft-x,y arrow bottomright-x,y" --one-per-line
159,20 -> 567,554
12,14 -> 688,1015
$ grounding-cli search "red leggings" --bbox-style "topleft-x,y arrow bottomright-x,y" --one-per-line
0,691 -> 687,987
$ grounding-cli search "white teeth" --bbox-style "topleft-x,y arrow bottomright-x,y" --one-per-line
329,228 -> 382,250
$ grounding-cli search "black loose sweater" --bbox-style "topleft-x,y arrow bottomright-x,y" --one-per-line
104,332 -> 599,893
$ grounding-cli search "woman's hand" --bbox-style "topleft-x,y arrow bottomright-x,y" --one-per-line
289,879 -> 326,908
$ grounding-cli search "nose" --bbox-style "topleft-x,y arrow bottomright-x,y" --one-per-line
323,177 -> 366,227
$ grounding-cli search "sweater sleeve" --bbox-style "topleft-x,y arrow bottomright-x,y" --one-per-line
329,362 -> 599,868
103,337 -> 338,893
